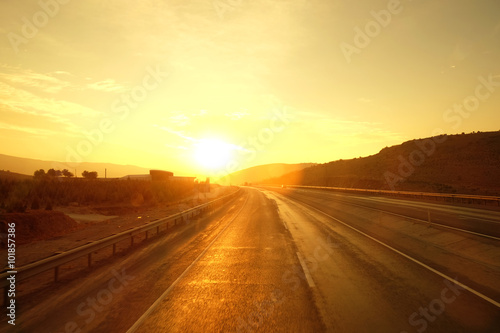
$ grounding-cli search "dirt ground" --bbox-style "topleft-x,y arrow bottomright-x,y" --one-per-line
1,187 -> 233,268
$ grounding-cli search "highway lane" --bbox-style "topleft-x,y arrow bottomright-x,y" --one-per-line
131,187 -> 324,332
262,187 -> 500,332
280,187 -> 500,238
264,187 -> 500,300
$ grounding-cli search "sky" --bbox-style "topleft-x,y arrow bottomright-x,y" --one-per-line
1,0 -> 499,179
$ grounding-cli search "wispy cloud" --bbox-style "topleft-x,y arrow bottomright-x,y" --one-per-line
0,122 -> 59,136
0,79 -> 101,138
225,110 -> 250,120
0,81 -> 101,118
169,113 -> 190,127
86,78 -> 125,92
153,124 -> 196,142
0,64 -> 70,94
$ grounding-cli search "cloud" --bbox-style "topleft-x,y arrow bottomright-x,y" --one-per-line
0,122 -> 59,136
86,78 -> 125,92
153,124 -> 195,142
0,79 -> 102,138
225,111 -> 250,120
0,64 -> 71,94
169,113 -> 190,127
0,81 -> 101,118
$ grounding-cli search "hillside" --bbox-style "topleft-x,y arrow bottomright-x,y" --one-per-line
0,170 -> 33,181
0,154 -> 150,178
259,131 -> 500,196
223,163 -> 316,185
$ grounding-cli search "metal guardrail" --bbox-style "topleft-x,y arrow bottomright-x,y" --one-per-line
279,185 -> 500,206
1,188 -> 241,301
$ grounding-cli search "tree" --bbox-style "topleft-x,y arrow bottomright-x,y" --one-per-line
62,169 -> 74,178
34,169 -> 46,180
82,170 -> 98,179
47,168 -> 57,178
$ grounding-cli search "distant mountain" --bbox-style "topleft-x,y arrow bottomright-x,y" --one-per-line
260,131 -> 500,196
0,154 -> 150,178
223,163 -> 317,185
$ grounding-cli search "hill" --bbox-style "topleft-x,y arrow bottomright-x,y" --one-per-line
222,163 -> 317,185
0,154 -> 150,178
259,131 -> 500,196
0,170 -> 33,181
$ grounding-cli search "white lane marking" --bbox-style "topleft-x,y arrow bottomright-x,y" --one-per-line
292,190 -> 500,241
126,195 -> 249,333
458,216 -> 500,224
296,251 -> 316,288
297,201 -> 500,308
294,187 -> 500,223
370,208 -> 500,241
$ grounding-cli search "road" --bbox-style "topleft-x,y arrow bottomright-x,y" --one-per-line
5,187 -> 500,332
280,186 -> 500,238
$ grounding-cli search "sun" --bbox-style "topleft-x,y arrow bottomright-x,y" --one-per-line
194,138 -> 233,170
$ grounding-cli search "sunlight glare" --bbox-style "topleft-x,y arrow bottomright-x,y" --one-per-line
194,138 -> 233,170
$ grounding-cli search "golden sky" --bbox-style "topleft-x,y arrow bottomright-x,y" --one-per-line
1,0 -> 499,178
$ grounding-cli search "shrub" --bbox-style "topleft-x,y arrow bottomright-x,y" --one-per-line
31,197 -> 40,210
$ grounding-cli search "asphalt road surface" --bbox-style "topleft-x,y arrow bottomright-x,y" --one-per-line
5,187 -> 500,332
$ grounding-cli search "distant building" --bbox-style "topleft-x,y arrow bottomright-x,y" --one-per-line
150,170 -> 174,181
170,176 -> 197,183
119,170 -> 196,185
120,174 -> 152,181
